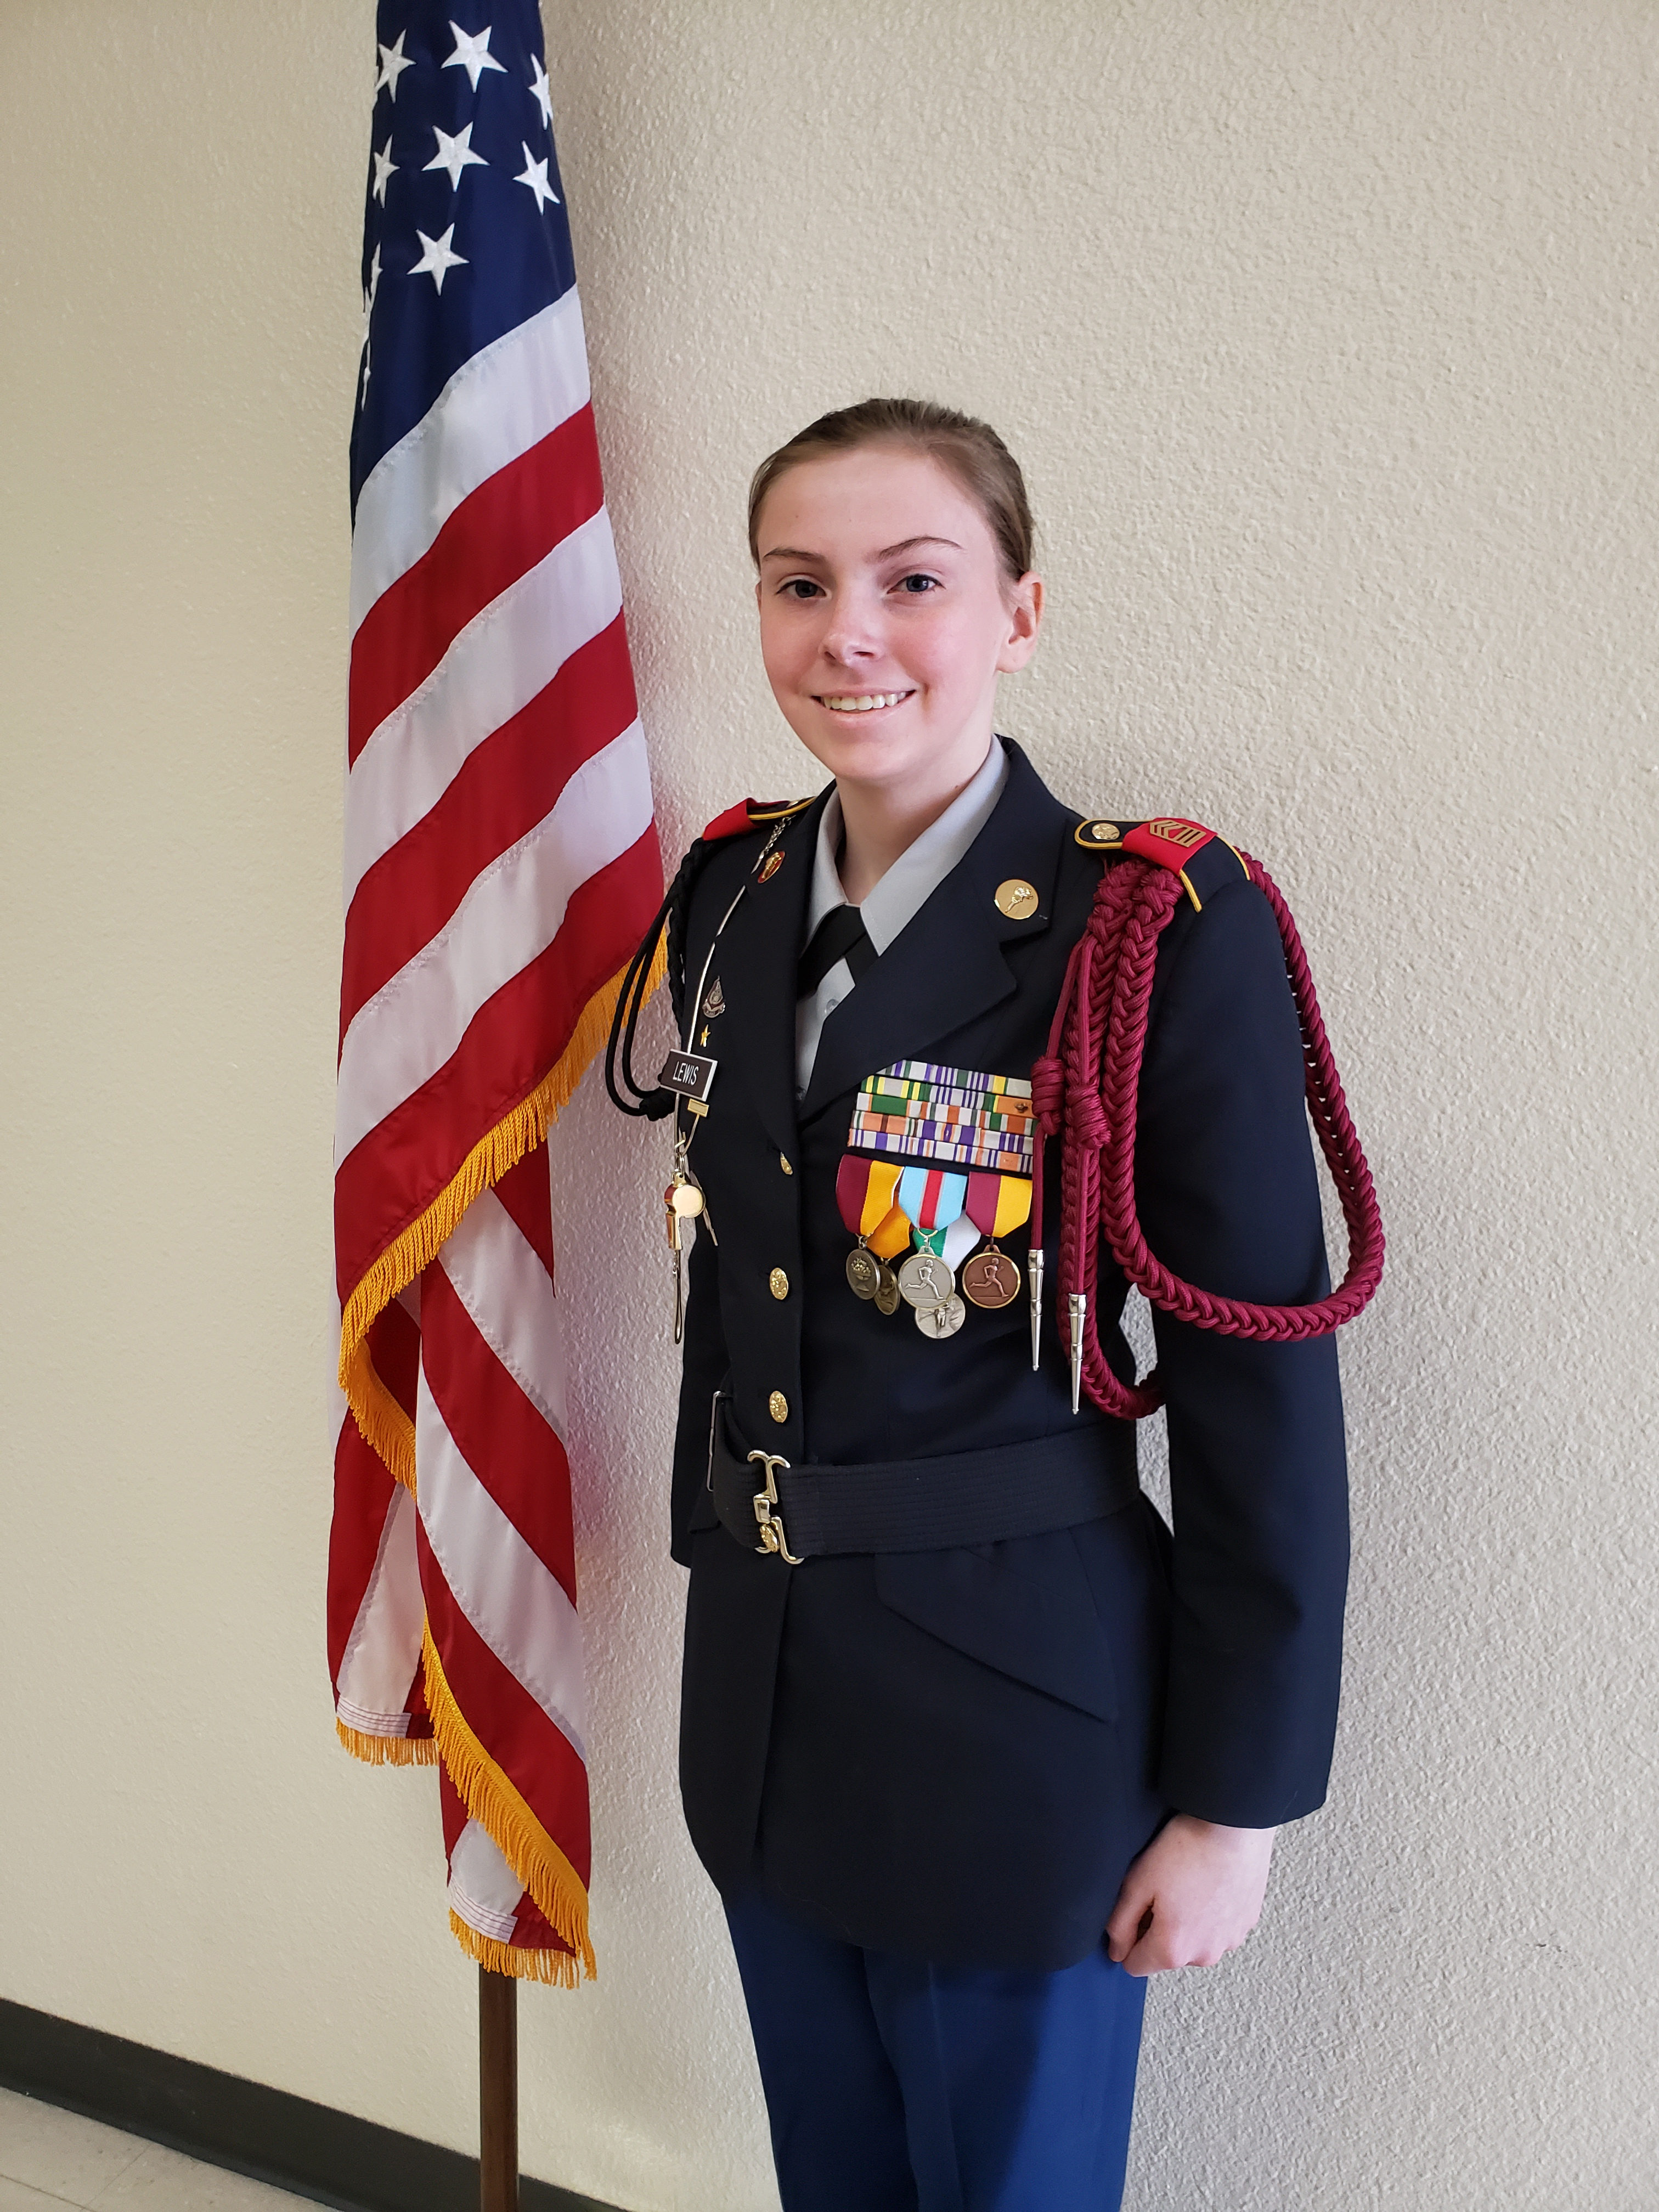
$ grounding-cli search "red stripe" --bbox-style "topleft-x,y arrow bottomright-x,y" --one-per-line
418,1521 -> 592,1885
493,1142 -> 556,1284
340,615 -> 638,1043
325,1418 -> 428,1729
335,831 -> 662,1307
507,1893 -> 568,1954
326,1417 -> 396,1686
438,1729 -> 571,1957
921,1168 -> 944,1229
368,1297 -> 420,1420
439,1761 -> 469,1856
419,1260 -> 577,1604
348,406 -> 605,768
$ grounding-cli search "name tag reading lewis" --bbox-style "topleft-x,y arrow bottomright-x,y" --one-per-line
660,1048 -> 718,1105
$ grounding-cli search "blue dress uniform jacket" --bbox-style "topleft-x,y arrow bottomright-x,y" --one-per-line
668,740 -> 1348,1973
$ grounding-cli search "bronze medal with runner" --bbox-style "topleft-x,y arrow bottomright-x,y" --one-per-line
961,1248 -> 1020,1308
960,1170 -> 1032,1310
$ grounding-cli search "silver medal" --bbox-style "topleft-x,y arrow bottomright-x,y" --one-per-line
915,1294 -> 967,1340
897,1250 -> 955,1311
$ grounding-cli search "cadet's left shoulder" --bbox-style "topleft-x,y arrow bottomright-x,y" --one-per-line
1068,813 -> 1256,913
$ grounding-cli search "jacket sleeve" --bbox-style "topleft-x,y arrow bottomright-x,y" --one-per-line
1136,874 -> 1351,1826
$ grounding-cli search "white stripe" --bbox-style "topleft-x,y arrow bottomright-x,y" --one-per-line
336,1696 -> 410,1739
416,1362 -> 588,1762
335,720 -> 652,1167
350,287 -> 591,634
336,1482 -> 426,1725
438,1184 -> 567,1441
345,503 -> 623,910
449,1820 -> 525,1942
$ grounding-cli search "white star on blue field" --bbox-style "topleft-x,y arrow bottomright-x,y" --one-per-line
352,4 -> 577,512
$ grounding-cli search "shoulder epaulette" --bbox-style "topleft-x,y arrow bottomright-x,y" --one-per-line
699,794 -> 815,843
1074,815 -> 1250,913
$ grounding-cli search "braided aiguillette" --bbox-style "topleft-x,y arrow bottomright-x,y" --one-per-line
1029,852 -> 1384,1420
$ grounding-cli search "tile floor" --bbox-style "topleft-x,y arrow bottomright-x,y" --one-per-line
0,2088 -> 318,2212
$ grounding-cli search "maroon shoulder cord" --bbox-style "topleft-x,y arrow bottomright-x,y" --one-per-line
1028,852 -> 1385,1420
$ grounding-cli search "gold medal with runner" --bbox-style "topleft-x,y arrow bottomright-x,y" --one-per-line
959,1171 -> 1031,1310
836,1156 -> 910,1304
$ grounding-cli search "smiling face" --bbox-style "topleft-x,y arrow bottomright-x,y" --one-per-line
753,443 -> 1042,811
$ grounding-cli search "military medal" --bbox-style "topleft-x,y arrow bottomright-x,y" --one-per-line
836,1156 -> 910,1304
896,1244 -> 952,1312
962,1248 -> 1020,1308
959,1170 -> 1031,1310
915,1293 -> 966,1340
895,1167 -> 968,1313
842,1063 -> 1037,1334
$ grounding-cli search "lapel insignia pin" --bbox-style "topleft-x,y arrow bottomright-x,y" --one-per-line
758,850 -> 784,884
994,878 -> 1039,920
702,978 -> 725,1020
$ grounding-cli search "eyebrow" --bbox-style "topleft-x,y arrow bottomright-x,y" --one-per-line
758,535 -> 964,565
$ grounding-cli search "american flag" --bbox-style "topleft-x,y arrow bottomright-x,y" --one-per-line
326,0 -> 661,1983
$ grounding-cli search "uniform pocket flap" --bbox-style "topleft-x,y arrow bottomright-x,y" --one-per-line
873,1530 -> 1118,1722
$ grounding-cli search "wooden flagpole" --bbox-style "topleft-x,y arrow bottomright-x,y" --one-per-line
479,1967 -> 519,2211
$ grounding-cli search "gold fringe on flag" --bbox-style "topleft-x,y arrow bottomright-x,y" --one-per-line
342,1345 -> 417,1494
448,1912 -> 585,1989
335,1719 -> 439,1768
422,1624 -> 596,1982
338,946 -> 665,1489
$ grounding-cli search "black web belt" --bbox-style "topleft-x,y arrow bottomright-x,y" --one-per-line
705,1398 -> 1141,1562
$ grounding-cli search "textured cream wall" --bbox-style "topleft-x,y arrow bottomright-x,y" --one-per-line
2,2 -> 1656,2207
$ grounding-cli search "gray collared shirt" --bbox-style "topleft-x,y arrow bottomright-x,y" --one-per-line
794,737 -> 1011,1094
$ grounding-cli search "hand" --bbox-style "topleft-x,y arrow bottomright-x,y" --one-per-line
1104,1815 -> 1277,1976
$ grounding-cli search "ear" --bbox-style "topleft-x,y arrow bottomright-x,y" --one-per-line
996,573 -> 1043,674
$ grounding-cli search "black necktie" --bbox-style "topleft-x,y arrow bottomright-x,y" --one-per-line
799,904 -> 877,996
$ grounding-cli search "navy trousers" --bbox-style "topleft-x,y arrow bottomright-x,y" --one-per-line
724,1888 -> 1147,2212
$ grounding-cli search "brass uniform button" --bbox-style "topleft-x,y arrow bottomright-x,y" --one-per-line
994,877 -> 1040,919
1076,819 -> 1121,847
780,1153 -> 793,1175
768,1390 -> 789,1425
769,1268 -> 789,1300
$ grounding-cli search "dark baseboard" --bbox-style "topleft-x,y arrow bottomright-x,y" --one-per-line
0,1997 -> 623,2212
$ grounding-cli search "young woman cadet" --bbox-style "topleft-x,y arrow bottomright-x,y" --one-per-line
607,399 -> 1355,2211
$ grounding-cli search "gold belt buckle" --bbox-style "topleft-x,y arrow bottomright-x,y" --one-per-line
747,1449 -> 804,1565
